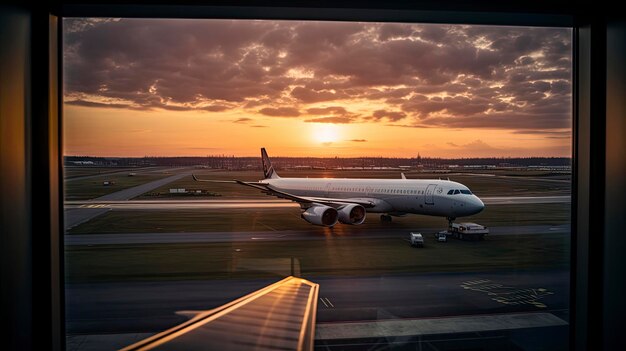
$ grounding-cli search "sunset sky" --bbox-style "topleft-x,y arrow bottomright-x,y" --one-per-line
63,19 -> 572,158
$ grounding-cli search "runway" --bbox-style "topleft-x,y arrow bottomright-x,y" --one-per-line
65,269 -> 569,335
94,170 -> 192,201
64,223 -> 570,245
63,172 -> 571,350
64,195 -> 571,211
64,170 -> 193,229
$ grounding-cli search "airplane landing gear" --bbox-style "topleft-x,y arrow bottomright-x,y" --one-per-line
446,216 -> 456,229
380,214 -> 392,222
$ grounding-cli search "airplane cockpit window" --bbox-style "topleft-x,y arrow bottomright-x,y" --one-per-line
62,18 -> 572,351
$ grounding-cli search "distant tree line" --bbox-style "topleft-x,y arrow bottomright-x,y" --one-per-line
64,155 -> 572,169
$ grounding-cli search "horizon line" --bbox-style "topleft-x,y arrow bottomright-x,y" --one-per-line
63,155 -> 573,160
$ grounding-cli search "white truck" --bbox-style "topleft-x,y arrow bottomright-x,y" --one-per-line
435,231 -> 448,242
449,222 -> 489,241
409,232 -> 424,247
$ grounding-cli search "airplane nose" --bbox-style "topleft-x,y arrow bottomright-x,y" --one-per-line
471,195 -> 485,214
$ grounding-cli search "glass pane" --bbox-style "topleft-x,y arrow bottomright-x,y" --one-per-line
63,18 -> 572,351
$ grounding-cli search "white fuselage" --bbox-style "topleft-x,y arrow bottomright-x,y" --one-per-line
264,177 -> 484,218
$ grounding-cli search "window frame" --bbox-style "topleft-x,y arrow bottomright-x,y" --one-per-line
37,2 -> 603,351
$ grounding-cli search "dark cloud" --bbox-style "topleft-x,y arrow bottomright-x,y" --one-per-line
378,23 -> 415,41
64,19 -> 571,133
349,139 -> 367,142
291,87 -> 343,103
421,110 -> 571,130
65,99 -> 132,109
306,106 -> 347,115
512,129 -> 570,135
418,25 -> 448,42
370,109 -> 407,122
201,105 -> 231,112
233,118 -> 252,123
511,129 -> 571,139
258,107 -> 300,117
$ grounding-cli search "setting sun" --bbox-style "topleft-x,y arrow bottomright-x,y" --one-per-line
313,124 -> 341,144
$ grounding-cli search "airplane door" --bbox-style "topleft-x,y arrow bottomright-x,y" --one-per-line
425,184 -> 437,205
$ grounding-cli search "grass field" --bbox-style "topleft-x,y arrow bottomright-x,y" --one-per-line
64,173 -> 171,200
65,232 -> 569,283
67,203 -> 570,234
64,167 -> 139,179
139,173 -> 268,198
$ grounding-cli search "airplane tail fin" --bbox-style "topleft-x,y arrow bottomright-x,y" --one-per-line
261,148 -> 280,179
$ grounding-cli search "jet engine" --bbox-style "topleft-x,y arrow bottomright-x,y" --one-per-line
337,204 -> 366,225
301,205 -> 338,227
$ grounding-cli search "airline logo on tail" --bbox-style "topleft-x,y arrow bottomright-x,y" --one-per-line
261,148 -> 279,179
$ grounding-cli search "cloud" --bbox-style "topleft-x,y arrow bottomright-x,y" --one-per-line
445,139 -> 498,151
63,19 -> 571,133
511,129 -> 571,139
233,117 -> 253,123
305,116 -> 354,124
349,139 -> 367,142
306,106 -> 347,115
291,87 -> 343,103
65,99 -> 132,109
258,107 -> 300,117
512,129 -> 570,136
462,139 -> 497,150
370,109 -> 407,122
201,105 -> 230,112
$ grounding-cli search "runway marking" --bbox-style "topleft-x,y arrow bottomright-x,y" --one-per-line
320,297 -> 334,308
258,222 -> 277,231
321,335 -> 507,348
79,204 -> 108,208
461,279 -> 554,308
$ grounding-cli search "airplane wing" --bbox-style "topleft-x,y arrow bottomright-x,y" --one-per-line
192,174 -> 376,208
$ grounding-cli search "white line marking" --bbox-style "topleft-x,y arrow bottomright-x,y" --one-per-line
324,298 -> 334,308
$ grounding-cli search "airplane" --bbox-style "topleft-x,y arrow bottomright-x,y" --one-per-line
193,148 -> 484,227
